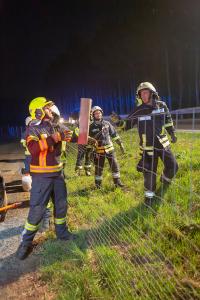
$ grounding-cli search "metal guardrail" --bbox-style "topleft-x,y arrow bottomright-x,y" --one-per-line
104,107 -> 200,131
0,108 -> 200,139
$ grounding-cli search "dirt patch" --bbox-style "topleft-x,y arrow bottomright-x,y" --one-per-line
0,271 -> 55,300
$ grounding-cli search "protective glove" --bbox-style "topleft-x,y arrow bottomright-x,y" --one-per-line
171,134 -> 177,144
51,128 -> 73,143
51,132 -> 62,143
88,136 -> 98,147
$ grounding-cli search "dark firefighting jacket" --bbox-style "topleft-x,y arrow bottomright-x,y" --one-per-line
125,100 -> 175,155
26,120 -> 77,176
89,119 -> 121,154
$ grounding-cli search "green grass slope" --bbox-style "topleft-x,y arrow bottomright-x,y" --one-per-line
40,131 -> 200,300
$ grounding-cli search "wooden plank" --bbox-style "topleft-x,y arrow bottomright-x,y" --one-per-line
78,98 -> 92,144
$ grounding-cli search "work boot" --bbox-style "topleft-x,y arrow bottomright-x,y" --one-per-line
113,178 -> 125,188
95,180 -> 102,189
16,243 -> 33,260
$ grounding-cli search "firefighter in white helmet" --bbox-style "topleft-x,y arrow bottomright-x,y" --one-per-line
89,106 -> 125,188
125,82 -> 178,204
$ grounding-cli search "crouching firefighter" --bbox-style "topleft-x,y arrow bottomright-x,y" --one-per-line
16,97 -> 79,260
89,106 -> 125,188
125,82 -> 178,203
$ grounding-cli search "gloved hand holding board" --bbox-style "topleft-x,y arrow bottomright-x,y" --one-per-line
78,98 -> 92,144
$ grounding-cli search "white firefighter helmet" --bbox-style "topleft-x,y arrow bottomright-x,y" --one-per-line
22,174 -> 32,192
50,104 -> 61,124
91,106 -> 103,115
136,82 -> 158,96
50,104 -> 60,117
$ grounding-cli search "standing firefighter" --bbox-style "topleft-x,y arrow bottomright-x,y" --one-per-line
75,111 -> 93,175
125,82 -> 178,202
21,116 -> 53,232
89,106 -> 125,188
75,143 -> 93,176
16,97 -> 79,260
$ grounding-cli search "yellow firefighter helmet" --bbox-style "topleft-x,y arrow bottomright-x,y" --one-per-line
29,97 -> 53,120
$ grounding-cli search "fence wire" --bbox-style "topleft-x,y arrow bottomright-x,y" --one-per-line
9,108 -> 198,299
59,109 -> 200,300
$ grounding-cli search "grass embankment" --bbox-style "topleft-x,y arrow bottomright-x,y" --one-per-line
40,131 -> 200,300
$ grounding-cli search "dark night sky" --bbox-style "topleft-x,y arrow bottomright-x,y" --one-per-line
1,0 -> 200,125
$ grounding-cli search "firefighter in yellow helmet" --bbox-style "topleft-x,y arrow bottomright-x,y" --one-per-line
125,82 -> 178,204
16,97 -> 79,260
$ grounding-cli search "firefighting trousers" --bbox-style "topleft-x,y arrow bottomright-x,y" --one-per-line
76,145 -> 92,170
94,151 -> 120,182
21,175 -> 68,245
137,147 -> 178,198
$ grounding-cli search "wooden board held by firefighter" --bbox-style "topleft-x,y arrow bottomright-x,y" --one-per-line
78,98 -> 92,145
